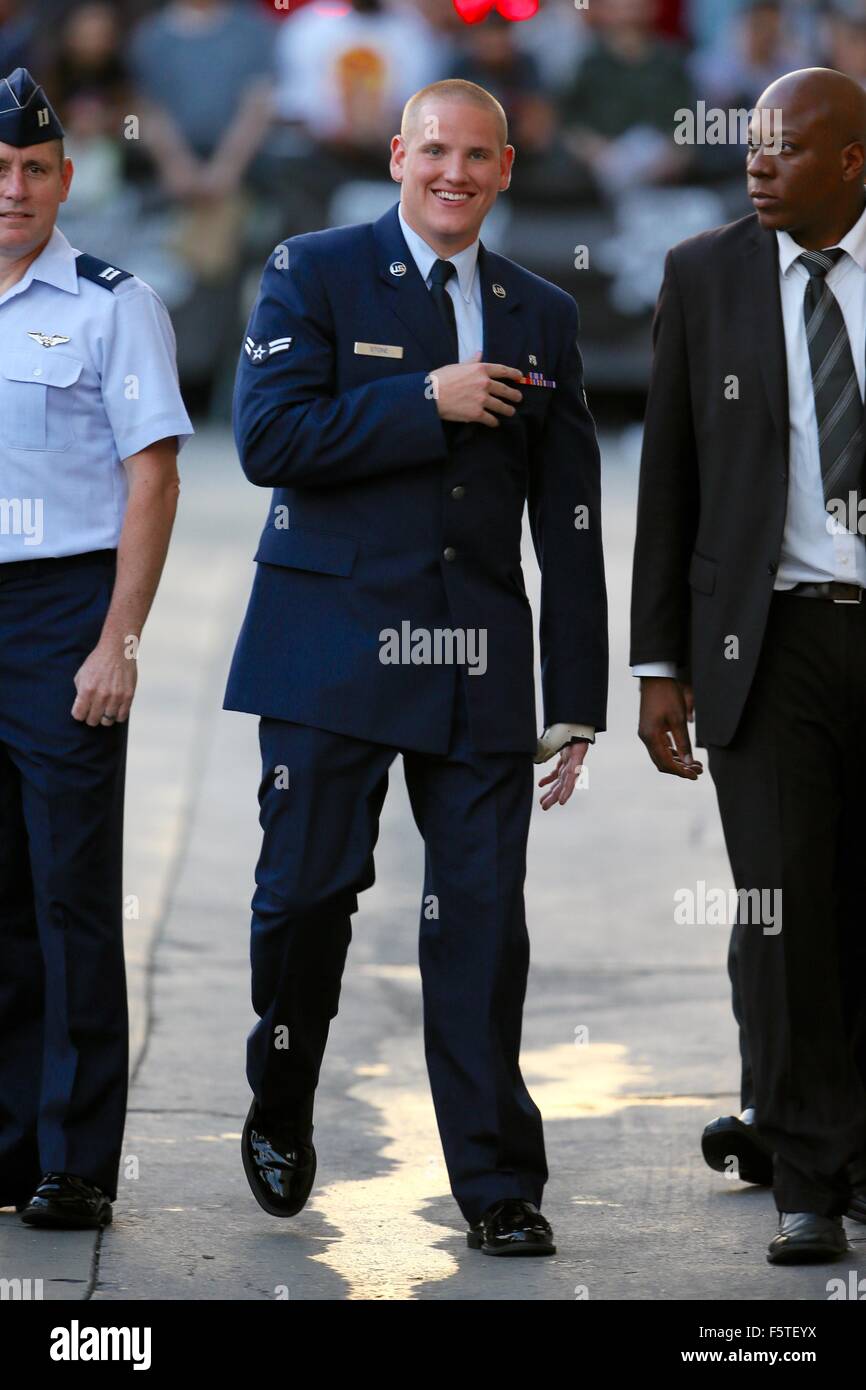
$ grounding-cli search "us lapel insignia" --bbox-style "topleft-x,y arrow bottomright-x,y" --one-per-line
389,261 -> 407,277
492,283 -> 506,298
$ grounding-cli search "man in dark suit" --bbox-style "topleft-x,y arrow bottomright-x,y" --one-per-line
631,67 -> 866,1264
224,79 -> 608,1255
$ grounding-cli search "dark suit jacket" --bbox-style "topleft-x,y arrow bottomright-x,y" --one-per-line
630,212 -> 805,748
223,202 -> 608,755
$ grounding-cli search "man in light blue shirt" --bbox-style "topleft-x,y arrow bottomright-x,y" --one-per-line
0,68 -> 193,1230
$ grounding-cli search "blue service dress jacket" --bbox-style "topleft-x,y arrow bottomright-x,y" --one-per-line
224,202 -> 608,755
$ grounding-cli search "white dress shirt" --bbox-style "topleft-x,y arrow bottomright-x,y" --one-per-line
633,204 -> 866,679
397,203 -> 594,752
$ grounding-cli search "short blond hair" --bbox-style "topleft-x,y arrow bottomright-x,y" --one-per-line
401,79 -> 509,149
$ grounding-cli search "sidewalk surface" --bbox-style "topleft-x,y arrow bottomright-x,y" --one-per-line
2,426 -> 864,1301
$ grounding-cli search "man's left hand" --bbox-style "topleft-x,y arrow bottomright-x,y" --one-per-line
71,640 -> 137,727
537,741 -> 589,810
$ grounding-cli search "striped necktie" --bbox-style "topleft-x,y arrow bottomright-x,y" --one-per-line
798,248 -> 865,529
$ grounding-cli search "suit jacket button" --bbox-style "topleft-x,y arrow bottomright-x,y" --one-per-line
450,485 -> 466,500
443,546 -> 457,562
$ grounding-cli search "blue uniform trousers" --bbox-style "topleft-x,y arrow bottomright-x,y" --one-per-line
0,550 -> 128,1200
247,675 -> 548,1225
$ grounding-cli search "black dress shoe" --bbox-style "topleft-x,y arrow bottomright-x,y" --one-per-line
846,1188 -> 866,1224
467,1198 -> 556,1256
701,1108 -> 773,1185
241,1102 -> 316,1218
767,1212 -> 850,1265
20,1173 -> 112,1229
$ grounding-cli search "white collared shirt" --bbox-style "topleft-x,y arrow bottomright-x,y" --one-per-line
397,203 -> 482,362
633,203 -> 866,678
0,226 -> 193,562
774,204 -> 866,588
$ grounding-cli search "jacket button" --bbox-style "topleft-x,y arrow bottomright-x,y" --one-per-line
768,561 -> 777,574
443,546 -> 457,562
450,485 -> 466,500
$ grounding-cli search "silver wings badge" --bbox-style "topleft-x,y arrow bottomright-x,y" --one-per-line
28,332 -> 71,348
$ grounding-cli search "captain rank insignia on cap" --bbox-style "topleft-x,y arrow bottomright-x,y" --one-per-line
0,66 -> 65,146
245,335 -> 293,365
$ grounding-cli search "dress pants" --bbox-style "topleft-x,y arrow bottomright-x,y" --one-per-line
247,673 -> 548,1225
707,590 -> 866,1215
0,551 -> 128,1200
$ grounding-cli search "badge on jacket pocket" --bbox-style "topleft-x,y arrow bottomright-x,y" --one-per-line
354,342 -> 404,359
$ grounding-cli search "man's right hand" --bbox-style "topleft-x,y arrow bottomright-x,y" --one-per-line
431,351 -> 524,427
638,676 -> 703,780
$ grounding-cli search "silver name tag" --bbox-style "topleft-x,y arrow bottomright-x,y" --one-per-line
354,341 -> 404,359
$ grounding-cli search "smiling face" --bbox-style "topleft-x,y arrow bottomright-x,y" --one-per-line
0,140 -> 72,260
390,98 -> 514,256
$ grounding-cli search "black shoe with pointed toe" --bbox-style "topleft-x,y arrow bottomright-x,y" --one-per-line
767,1212 -> 850,1265
20,1173 -> 112,1229
241,1102 -> 317,1218
467,1198 -> 556,1256
701,1108 -> 774,1186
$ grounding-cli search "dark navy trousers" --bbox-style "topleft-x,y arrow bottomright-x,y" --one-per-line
247,675 -> 548,1225
0,550 -> 128,1201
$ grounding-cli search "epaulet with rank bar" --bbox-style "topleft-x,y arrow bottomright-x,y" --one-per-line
75,253 -> 134,291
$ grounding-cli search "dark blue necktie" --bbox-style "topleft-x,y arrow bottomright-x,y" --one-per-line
429,258 -> 459,360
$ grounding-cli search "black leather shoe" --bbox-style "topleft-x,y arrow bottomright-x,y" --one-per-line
20,1173 -> 112,1229
241,1102 -> 316,1218
767,1212 -> 850,1264
701,1108 -> 773,1185
467,1198 -> 556,1256
846,1188 -> 866,1224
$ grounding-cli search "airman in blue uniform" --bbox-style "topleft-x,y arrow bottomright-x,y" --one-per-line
226,80 -> 608,1254
0,69 -> 193,1228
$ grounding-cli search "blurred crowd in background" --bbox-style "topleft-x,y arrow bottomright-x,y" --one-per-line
5,0 -> 866,409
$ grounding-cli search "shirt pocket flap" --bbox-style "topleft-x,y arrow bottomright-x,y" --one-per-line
688,550 -> 717,595
2,350 -> 83,389
254,526 -> 358,576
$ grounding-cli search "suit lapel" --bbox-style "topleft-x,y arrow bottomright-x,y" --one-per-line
745,220 -> 790,465
479,242 -> 524,369
372,204 -> 458,366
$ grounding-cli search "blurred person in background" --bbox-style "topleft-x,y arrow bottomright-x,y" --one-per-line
451,9 -> 586,203
558,0 -> 696,198
506,0 -> 591,95
129,0 -> 277,414
45,3 -> 133,214
690,1 -> 807,109
0,0 -> 34,72
273,0 -> 446,216
827,1 -> 866,88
